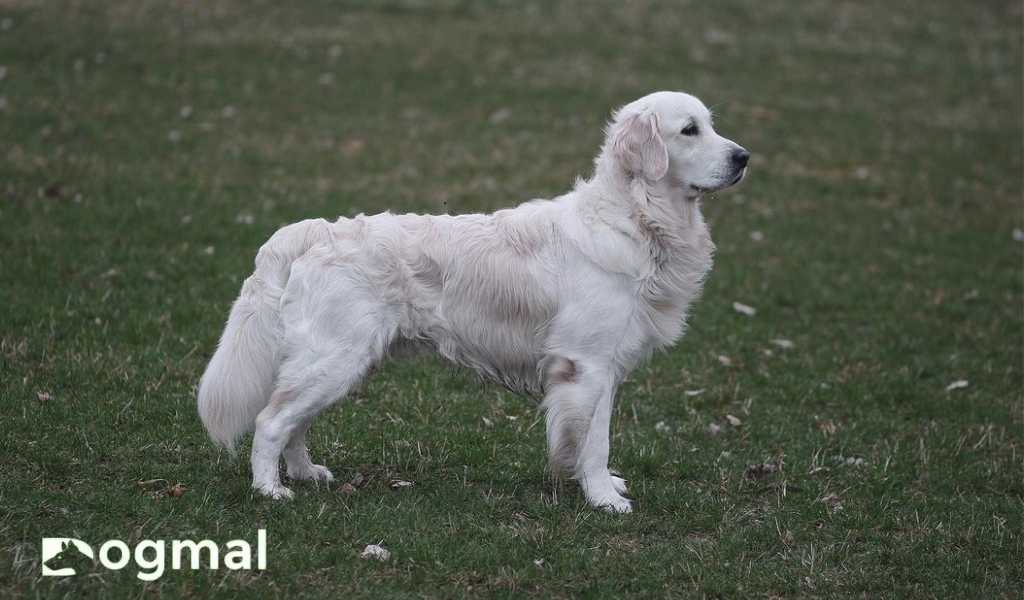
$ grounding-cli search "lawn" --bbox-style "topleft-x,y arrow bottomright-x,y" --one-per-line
1,0 -> 1021,598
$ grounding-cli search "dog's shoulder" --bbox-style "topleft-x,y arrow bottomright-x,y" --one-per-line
550,189 -> 654,278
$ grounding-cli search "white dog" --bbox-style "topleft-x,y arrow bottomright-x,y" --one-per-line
198,91 -> 748,512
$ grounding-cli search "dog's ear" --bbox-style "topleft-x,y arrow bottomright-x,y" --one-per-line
611,110 -> 669,181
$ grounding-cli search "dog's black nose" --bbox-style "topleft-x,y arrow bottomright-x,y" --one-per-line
731,148 -> 750,168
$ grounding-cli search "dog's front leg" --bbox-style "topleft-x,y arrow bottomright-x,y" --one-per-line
575,381 -> 632,513
542,361 -> 631,513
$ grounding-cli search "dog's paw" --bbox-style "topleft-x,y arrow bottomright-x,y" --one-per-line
580,472 -> 633,514
307,464 -> 335,482
255,483 -> 296,501
595,495 -> 633,514
288,463 -> 335,483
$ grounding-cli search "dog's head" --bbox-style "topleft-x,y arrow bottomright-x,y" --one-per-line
607,91 -> 748,195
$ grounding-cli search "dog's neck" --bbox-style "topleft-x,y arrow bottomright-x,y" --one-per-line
586,162 -> 707,254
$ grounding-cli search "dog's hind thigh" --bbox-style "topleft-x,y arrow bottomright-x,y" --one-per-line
250,254 -> 399,497
251,272 -> 396,499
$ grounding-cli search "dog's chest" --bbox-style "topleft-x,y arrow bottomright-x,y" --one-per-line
637,228 -> 714,348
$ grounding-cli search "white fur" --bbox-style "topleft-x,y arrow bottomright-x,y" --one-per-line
197,91 -> 748,512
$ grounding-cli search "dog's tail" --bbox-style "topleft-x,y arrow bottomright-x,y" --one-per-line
197,219 -> 332,452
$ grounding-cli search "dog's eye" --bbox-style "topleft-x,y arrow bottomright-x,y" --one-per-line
681,124 -> 700,136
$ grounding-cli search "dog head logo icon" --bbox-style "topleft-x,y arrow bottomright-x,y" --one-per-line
41,538 -> 94,576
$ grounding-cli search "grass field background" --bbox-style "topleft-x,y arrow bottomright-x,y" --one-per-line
1,0 -> 1021,597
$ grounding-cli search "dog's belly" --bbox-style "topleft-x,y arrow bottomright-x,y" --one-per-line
416,259 -> 557,397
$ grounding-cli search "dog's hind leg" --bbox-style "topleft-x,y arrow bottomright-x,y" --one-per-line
251,259 -> 396,499
251,347 -> 376,500
283,419 -> 334,483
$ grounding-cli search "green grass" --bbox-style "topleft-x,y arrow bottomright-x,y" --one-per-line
1,0 -> 1021,597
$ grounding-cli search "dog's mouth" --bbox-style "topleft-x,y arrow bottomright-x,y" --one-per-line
726,167 -> 746,187
689,168 -> 746,194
